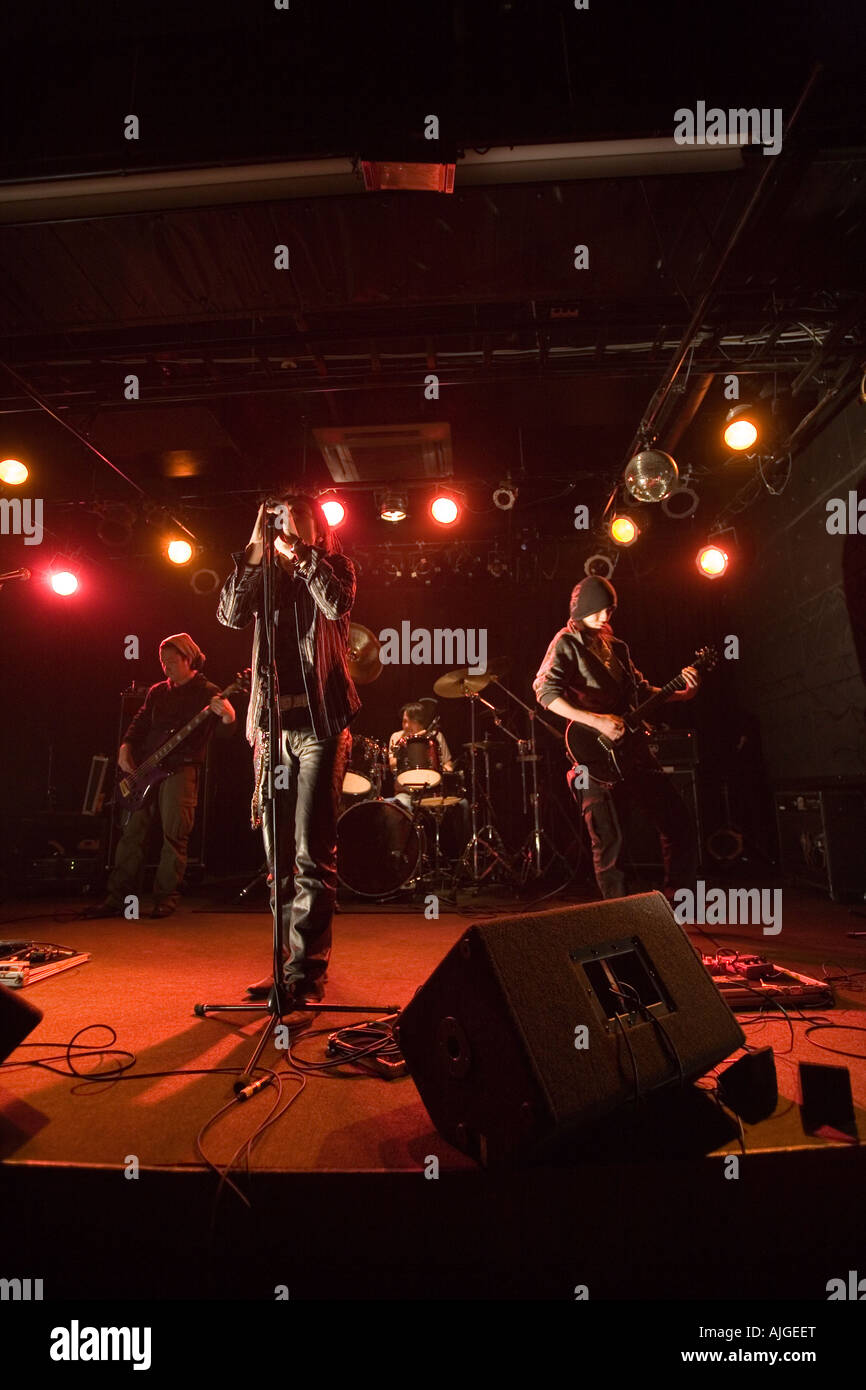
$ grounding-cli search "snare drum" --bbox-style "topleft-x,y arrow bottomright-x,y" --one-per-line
342,735 -> 384,797
394,734 -> 441,790
337,800 -> 421,897
418,770 -> 465,809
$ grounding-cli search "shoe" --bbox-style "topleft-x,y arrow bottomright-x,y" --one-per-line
245,974 -> 325,1004
83,901 -> 122,920
150,902 -> 176,919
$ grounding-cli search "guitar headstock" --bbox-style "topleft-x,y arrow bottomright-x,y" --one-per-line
223,668 -> 252,697
692,646 -> 718,674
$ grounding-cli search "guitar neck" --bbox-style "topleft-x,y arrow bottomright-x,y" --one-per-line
133,683 -> 236,779
627,673 -> 685,729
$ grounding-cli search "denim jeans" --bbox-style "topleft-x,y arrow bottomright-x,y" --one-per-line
261,725 -> 351,985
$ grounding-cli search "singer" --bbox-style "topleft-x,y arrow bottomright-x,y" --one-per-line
217,492 -> 359,1006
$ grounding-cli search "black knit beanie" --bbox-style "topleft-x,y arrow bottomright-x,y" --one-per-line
569,576 -> 617,623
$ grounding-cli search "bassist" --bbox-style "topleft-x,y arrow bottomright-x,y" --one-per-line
534,577 -> 699,901
86,634 -> 236,920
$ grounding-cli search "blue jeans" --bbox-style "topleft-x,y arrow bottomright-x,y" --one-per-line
261,726 -> 351,985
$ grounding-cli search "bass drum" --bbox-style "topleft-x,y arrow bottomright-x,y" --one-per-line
337,800 -> 421,898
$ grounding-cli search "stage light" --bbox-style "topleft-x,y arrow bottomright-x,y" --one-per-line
696,544 -> 728,578
380,493 -> 407,523
487,552 -> 510,579
190,568 -> 220,595
492,481 -> 517,510
624,449 -> 679,502
0,458 -> 28,485
167,539 -> 193,565
431,493 -> 460,525
584,552 -> 616,580
661,486 -> 700,519
723,405 -> 759,451
320,496 -> 346,527
95,501 -> 136,547
50,570 -> 79,596
610,515 -> 638,546
380,555 -> 404,582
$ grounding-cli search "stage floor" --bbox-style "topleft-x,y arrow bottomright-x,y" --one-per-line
2,883 -> 865,1300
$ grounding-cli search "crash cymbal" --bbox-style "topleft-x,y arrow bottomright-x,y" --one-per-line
432,659 -> 507,698
347,623 -> 382,685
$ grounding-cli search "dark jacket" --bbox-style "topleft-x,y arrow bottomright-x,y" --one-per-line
123,673 -> 222,767
217,546 -> 360,744
533,622 -> 660,717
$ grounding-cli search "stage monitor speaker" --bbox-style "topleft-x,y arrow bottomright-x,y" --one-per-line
396,892 -> 744,1166
0,982 -> 43,1062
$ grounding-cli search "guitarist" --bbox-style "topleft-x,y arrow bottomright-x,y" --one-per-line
533,576 -> 699,901
86,634 -> 236,920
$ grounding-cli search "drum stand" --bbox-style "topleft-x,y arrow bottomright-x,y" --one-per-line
455,692 -> 517,890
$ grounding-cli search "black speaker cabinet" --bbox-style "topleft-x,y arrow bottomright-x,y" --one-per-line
775,787 -> 866,901
620,768 -> 703,872
397,892 -> 744,1165
0,982 -> 43,1062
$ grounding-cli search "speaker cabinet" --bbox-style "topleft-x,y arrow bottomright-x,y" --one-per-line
0,982 -> 43,1062
397,892 -> 744,1165
775,787 -> 866,901
620,767 -> 702,872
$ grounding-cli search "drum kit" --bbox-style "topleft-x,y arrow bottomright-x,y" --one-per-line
337,625 -> 576,900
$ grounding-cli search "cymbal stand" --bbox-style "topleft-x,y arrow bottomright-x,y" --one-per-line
489,678 -> 576,883
456,689 -> 517,890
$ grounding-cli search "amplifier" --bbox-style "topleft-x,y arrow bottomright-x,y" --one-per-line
647,728 -> 698,767
621,767 -> 703,873
775,787 -> 866,902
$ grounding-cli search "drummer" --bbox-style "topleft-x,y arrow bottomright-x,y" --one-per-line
387,699 -> 454,811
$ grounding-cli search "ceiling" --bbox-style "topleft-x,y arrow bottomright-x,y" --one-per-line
0,0 -> 864,556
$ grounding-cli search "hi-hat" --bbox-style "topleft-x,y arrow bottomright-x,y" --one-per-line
433,659 -> 507,698
347,623 -> 382,684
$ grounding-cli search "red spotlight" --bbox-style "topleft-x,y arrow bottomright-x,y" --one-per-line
431,493 -> 460,525
696,544 -> 728,579
50,570 -> 79,596
320,497 -> 346,528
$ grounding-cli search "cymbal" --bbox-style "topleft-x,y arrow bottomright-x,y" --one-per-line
432,659 -> 507,698
463,740 -> 503,751
347,623 -> 382,685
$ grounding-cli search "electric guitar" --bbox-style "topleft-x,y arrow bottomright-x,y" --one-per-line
115,670 -> 250,813
565,646 -> 718,786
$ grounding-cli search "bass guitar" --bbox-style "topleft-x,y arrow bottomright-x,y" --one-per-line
565,646 -> 717,786
115,670 -> 250,813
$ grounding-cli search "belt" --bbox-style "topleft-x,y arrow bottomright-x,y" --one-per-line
278,693 -> 309,710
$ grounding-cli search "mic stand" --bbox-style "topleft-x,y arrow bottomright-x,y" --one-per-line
195,514 -> 396,1091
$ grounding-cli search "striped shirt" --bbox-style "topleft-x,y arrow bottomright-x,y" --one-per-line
217,548 -> 361,745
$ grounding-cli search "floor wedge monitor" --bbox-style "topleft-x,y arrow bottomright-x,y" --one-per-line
397,891 -> 745,1165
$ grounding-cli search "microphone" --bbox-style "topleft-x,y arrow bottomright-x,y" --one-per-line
0,568 -> 31,583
